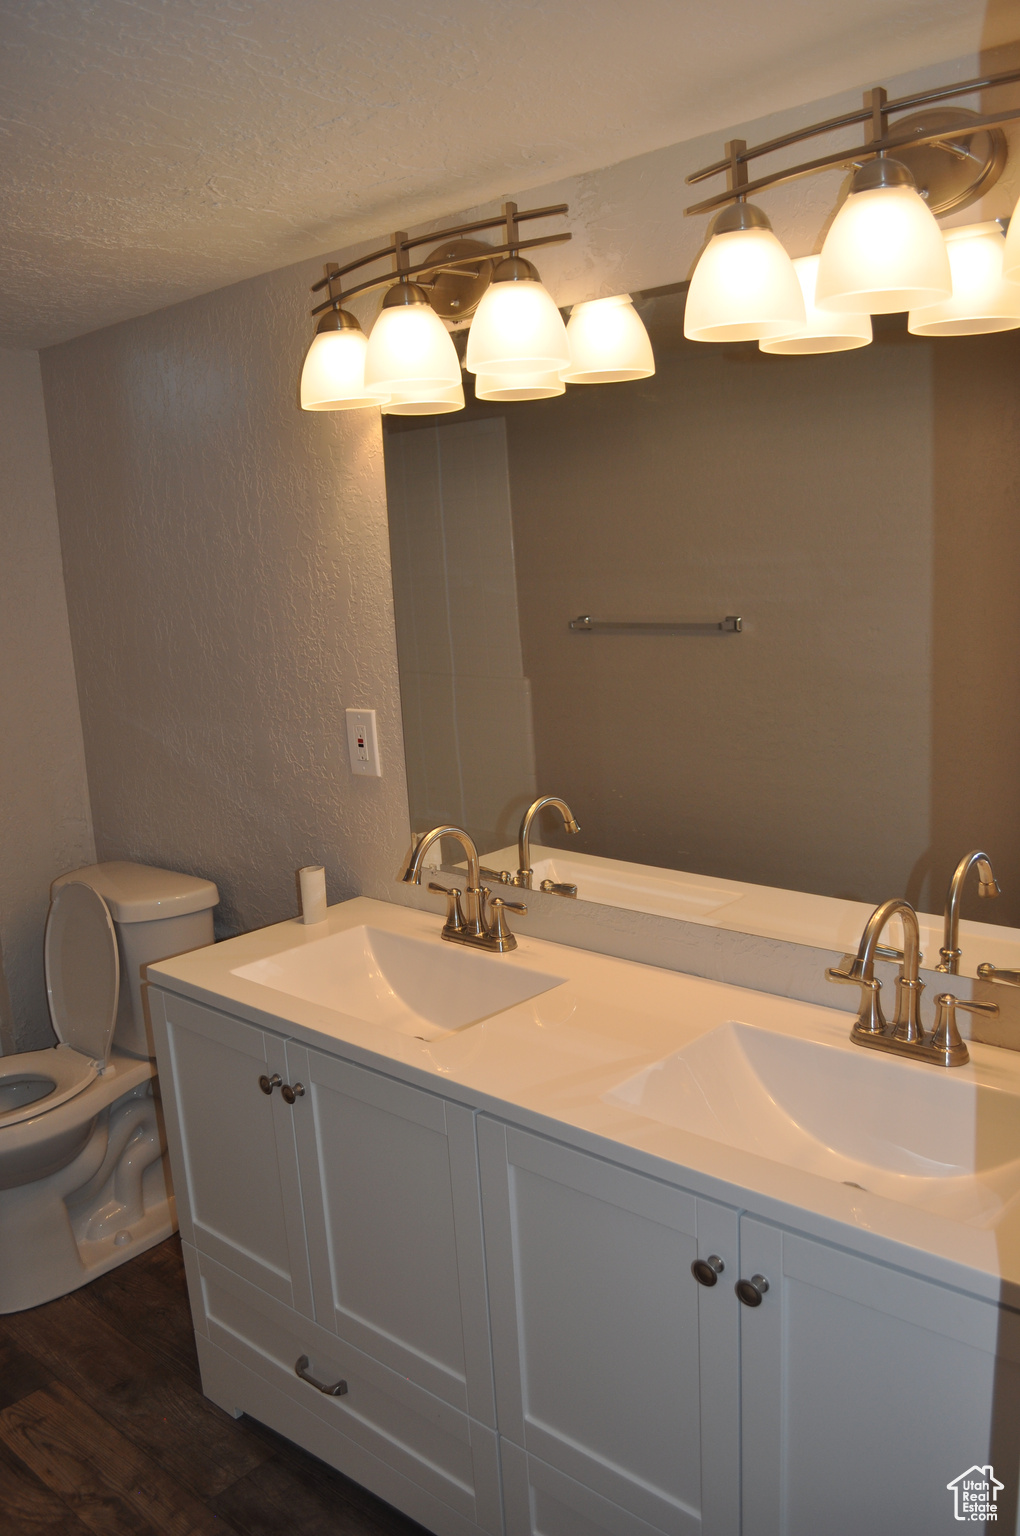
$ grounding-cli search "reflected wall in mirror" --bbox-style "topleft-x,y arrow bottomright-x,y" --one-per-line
382,288 -> 1020,943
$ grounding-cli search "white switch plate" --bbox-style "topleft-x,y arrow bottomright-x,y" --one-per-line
346,708 -> 382,777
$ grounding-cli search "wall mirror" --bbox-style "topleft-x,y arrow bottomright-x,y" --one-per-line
382,286 -> 1020,964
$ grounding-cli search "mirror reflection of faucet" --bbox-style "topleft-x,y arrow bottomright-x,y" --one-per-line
935,849 -> 1000,974
480,795 -> 581,896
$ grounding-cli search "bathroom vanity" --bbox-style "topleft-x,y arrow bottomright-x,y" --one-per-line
148,898 -> 1020,1536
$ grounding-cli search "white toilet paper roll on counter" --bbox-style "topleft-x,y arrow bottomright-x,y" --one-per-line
299,865 -> 328,924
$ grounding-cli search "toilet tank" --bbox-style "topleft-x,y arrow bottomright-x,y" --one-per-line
51,862 -> 219,1059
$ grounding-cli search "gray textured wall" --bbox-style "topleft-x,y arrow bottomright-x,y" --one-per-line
41,265 -> 411,949
0,349 -> 95,1052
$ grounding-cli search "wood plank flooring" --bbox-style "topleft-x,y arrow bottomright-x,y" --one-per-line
0,1236 -> 434,1536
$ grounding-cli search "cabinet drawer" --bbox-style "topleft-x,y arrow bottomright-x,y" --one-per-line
501,1439 -> 686,1536
193,1248 -> 502,1534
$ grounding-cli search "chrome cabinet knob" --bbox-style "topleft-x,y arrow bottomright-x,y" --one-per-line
281,1081 -> 305,1105
736,1274 -> 770,1307
691,1255 -> 725,1287
258,1073 -> 282,1095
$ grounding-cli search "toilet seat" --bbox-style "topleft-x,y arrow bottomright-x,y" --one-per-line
0,1044 -> 99,1128
44,881 -> 120,1063
0,882 -> 120,1131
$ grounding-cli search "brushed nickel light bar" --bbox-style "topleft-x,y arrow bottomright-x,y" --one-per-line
684,69 -> 1020,216
309,202 -> 571,316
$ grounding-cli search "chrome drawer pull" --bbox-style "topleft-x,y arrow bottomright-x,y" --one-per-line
282,1081 -> 305,1105
295,1354 -> 348,1396
258,1073 -> 282,1095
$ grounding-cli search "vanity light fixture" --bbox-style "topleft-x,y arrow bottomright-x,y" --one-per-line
463,267 -> 571,374
684,75 -> 1020,346
760,256 -> 872,354
562,294 -> 656,382
300,205 -> 573,415
363,278 -> 463,407
464,202 -> 570,378
300,205 -> 659,414
815,156 -> 951,313
684,196 -> 805,342
299,305 -> 381,411
909,221 -> 1020,335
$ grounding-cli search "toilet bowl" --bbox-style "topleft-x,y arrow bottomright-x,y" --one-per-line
0,861 -> 218,1313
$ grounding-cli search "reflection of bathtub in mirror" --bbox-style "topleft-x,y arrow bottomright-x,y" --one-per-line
477,844 -> 1020,979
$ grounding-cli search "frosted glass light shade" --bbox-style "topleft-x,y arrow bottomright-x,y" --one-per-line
364,303 -> 461,394
475,369 -> 565,401
759,256 -> 872,354
908,222 -> 1020,336
380,381 -> 465,416
300,327 -> 381,411
562,295 -> 655,382
816,175 -> 951,314
684,210 -> 805,343
466,275 -> 570,376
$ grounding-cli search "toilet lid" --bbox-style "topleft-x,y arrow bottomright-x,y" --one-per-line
44,881 -> 120,1065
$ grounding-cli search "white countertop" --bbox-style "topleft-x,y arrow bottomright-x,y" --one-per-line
148,896 -> 1020,1306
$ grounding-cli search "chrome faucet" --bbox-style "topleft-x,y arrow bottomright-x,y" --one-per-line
827,895 -> 997,1066
935,849 -> 1000,974
401,824 -> 526,952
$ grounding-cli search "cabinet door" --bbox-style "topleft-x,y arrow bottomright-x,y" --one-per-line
740,1216 -> 1020,1536
478,1117 -> 740,1536
287,1043 -> 495,1426
150,990 -> 312,1314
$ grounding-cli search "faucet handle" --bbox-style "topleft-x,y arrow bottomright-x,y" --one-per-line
487,895 -> 527,950
977,962 -> 1020,987
480,866 -> 514,885
428,882 -> 467,934
931,993 -> 998,1066
826,959 -> 885,1035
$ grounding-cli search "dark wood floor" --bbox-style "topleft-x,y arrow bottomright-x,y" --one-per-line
0,1235 -> 433,1536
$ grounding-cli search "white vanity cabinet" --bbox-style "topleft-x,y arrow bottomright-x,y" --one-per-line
150,989 -> 503,1536
477,1118 -> 742,1536
738,1217 -> 1020,1536
149,947 -> 1020,1536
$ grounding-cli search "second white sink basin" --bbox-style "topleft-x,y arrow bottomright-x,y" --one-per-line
232,924 -> 566,1041
605,1020 -> 1020,1223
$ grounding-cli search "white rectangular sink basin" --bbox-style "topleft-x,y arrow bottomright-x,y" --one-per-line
232,925 -> 566,1041
605,1020 -> 1020,1225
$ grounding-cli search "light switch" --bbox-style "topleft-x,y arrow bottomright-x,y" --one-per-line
346,708 -> 382,777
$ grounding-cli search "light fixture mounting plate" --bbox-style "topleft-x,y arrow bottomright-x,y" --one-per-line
891,107 -> 1007,214
420,239 -> 495,320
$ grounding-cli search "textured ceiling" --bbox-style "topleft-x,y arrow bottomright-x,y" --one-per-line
2,0 -> 1018,348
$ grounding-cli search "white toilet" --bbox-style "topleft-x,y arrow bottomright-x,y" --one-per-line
0,860 -> 218,1314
